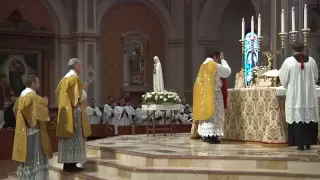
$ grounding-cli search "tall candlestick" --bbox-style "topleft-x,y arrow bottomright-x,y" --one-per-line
241,18 -> 245,40
281,9 -> 285,33
251,16 -> 254,35
258,14 -> 261,36
292,7 -> 295,31
304,4 -> 308,29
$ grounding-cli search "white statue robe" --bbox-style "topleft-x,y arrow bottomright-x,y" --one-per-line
103,104 -> 114,124
113,106 -> 134,135
153,56 -> 164,92
279,56 -> 319,124
197,58 -> 232,137
86,106 -> 102,124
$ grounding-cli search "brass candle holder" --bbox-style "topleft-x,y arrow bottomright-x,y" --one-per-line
257,36 -> 263,50
289,30 -> 299,42
301,28 -> 311,47
239,39 -> 244,71
278,32 -> 287,49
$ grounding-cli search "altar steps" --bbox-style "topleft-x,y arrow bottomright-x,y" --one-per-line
7,134 -> 320,180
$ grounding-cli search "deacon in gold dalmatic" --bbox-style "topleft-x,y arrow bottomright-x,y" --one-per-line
56,58 -> 91,172
12,75 -> 52,180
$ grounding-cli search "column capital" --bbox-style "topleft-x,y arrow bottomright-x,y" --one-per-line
197,37 -> 221,47
168,39 -> 184,47
58,33 -> 101,43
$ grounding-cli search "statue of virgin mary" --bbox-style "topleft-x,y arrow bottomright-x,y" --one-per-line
153,56 -> 164,92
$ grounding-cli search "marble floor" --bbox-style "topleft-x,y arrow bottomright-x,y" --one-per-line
7,133 -> 320,180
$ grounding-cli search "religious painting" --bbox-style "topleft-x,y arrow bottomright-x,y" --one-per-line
0,50 -> 41,102
244,32 -> 259,87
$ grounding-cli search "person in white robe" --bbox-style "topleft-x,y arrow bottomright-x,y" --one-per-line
126,101 -> 136,124
103,101 -> 116,124
86,98 -> 102,124
279,42 -> 319,150
195,52 -> 231,144
153,56 -> 164,92
175,97 -> 193,123
113,98 -> 134,135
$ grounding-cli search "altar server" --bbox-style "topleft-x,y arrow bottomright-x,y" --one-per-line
103,101 -> 116,124
176,97 -> 193,123
192,52 -> 231,144
56,58 -> 91,172
12,75 -> 52,180
113,97 -> 134,134
279,42 -> 319,150
86,98 -> 102,124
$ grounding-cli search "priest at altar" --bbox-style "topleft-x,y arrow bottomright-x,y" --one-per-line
191,52 -> 231,144
86,98 -> 102,124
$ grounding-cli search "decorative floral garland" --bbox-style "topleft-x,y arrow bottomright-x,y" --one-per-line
142,91 -> 181,104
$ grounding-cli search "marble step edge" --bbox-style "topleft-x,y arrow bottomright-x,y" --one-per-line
7,170 -> 130,180
85,145 -> 320,162
80,158 -> 320,178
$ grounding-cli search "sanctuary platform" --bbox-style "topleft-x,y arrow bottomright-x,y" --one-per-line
6,133 -> 320,180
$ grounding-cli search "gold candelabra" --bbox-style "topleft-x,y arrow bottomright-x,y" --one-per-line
278,32 -> 287,49
289,30 -> 299,42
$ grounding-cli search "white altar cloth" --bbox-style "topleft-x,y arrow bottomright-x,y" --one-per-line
273,86 -> 320,97
142,104 -> 180,111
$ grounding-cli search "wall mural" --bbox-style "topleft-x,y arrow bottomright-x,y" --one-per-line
0,51 -> 41,102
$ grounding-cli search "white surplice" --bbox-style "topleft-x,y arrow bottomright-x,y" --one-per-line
175,104 -> 193,123
103,104 -> 114,124
113,106 -> 134,135
134,107 -> 147,124
279,56 -> 319,124
86,106 -> 102,124
197,58 -> 232,137
127,105 -> 135,124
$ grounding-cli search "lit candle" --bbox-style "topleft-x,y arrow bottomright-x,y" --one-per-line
258,14 -> 261,36
251,16 -> 254,35
281,9 -> 285,33
241,18 -> 245,40
292,7 -> 295,31
304,4 -> 308,29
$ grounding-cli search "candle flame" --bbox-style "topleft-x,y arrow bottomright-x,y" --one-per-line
292,7 -> 295,11
282,9 -> 284,13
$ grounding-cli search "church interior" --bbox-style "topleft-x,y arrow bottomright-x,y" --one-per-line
1,0 -> 320,179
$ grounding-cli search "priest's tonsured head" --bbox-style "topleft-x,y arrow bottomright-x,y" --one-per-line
68,58 -> 82,74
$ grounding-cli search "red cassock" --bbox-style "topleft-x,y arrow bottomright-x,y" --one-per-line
221,78 -> 227,109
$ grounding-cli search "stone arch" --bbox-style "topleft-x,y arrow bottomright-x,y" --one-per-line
42,0 -> 69,34
197,0 -> 258,38
97,0 -> 175,39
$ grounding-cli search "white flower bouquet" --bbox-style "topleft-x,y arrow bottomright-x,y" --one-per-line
142,90 -> 181,104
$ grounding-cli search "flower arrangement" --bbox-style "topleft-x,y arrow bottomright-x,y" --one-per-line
142,90 -> 181,104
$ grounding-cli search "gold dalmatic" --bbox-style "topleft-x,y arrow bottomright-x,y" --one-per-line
190,61 -> 217,138
12,93 -> 52,162
55,75 -> 91,138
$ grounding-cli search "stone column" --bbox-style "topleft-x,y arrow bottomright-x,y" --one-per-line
270,0 -> 282,68
73,0 -> 100,104
165,0 -> 185,96
166,40 -> 185,96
